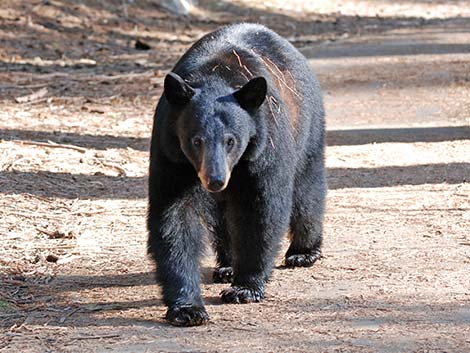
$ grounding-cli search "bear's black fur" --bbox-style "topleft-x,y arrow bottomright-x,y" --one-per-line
148,23 -> 326,326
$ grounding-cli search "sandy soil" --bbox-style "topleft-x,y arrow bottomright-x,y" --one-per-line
0,1 -> 469,352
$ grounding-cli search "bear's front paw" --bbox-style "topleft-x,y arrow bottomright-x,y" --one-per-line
165,305 -> 209,327
285,251 -> 321,268
213,267 -> 233,283
221,286 -> 264,304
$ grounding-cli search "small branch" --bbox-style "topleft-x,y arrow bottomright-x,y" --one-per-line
14,88 -> 48,104
101,162 -> 127,176
0,313 -> 25,318
36,227 -> 76,239
95,158 -> 127,176
34,71 -> 155,82
36,227 -> 60,238
66,307 -> 81,317
10,140 -> 87,153
71,334 -> 120,340
0,83 -> 48,90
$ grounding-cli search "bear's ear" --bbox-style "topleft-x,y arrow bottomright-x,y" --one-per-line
164,72 -> 195,106
233,77 -> 267,111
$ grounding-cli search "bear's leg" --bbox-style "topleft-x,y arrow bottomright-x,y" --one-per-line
212,210 -> 233,283
221,172 -> 293,303
285,156 -> 326,268
148,162 -> 212,326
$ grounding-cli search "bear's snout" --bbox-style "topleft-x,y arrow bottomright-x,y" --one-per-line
197,145 -> 230,193
207,176 -> 226,192
199,172 -> 229,193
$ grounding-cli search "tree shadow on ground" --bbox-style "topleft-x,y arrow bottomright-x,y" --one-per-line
0,161 -> 468,200
204,0 -> 470,38
0,170 -> 146,199
2,269 -> 468,332
0,129 -> 149,151
327,126 -> 470,146
2,125 -> 469,153
302,41 -> 470,59
327,162 -> 470,189
2,0 -> 469,95
0,267 -> 223,329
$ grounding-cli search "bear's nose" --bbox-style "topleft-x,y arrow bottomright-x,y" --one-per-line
207,177 -> 225,192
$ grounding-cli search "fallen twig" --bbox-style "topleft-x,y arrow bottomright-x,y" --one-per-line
24,71 -> 155,82
71,334 -> 120,340
66,307 -> 81,317
11,140 -> 87,153
95,159 -> 127,176
0,314 -> 25,318
36,227 -> 76,239
0,83 -> 48,90
14,88 -> 48,104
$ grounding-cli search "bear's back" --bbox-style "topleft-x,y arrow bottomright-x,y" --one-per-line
173,24 -> 310,86
171,24 -> 324,160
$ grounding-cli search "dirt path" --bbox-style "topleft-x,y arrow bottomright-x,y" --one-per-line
1,1 -> 469,352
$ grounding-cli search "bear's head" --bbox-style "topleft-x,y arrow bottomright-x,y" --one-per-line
164,72 -> 267,192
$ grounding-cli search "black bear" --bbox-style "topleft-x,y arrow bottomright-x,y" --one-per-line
148,23 -> 326,326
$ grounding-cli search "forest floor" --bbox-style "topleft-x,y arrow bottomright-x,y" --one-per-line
0,1 -> 469,352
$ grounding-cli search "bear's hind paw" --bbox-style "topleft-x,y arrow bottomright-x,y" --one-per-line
221,286 -> 264,304
213,267 -> 233,283
285,251 -> 321,268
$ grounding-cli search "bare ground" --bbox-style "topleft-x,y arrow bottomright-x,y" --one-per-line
0,1 -> 469,352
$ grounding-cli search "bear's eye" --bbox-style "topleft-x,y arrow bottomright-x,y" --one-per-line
226,137 -> 235,149
192,137 -> 202,148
